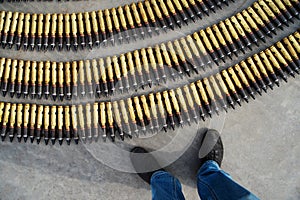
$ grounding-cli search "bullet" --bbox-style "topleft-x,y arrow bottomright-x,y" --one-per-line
2,11 -> 12,49
106,57 -> 116,94
155,45 -> 167,82
104,9 -> 115,46
149,0 -> 168,31
78,105 -> 86,143
165,0 -> 183,28
36,14 -> 43,51
131,3 -> 146,39
288,34 -> 300,53
140,49 -> 152,87
205,26 -> 226,62
85,104 -> 93,143
212,24 -> 232,58
138,2 -> 153,37
2,58 -> 11,97
92,59 -> 101,97
29,61 -> 37,98
259,51 -> 280,86
1,103 -> 11,141
84,12 -> 93,49
50,14 -> 57,51
77,13 -> 86,49
23,104 -> 30,143
209,75 -> 228,112
16,104 -> 23,143
92,103 -> 99,141
58,62 -> 64,100
64,106 -> 71,145
29,104 -> 37,143
141,95 -> 154,132
71,61 -> 78,98
15,13 -> 24,50
22,61 -> 30,98
36,105 -> 43,144
111,8 -> 123,44
124,5 -> 138,41
127,98 -> 139,136
0,58 -> 4,88
119,99 -> 132,137
71,13 -> 79,50
43,14 -> 50,50
8,104 -> 16,142
251,55 -> 273,89
161,43 -> 177,80
167,41 -> 184,77
50,105 -> 56,145
180,37 -> 199,73
268,45 -> 292,82
90,11 -> 100,47
186,35 -> 205,70
190,83 -> 206,120
276,41 -> 299,73
127,52 -> 138,89
175,88 -> 191,125
51,62 -> 57,100
9,60 -> 17,97
173,39 -> 191,76
100,102 -> 107,141
71,105 -> 79,144
0,12 -> 6,48
149,93 -> 160,131
147,47 -> 160,84
29,14 -> 37,51
219,21 -> 239,56
23,13 -> 30,50
156,92 -> 168,131
65,62 -> 72,100
99,58 -> 109,96
78,60 -> 86,97
203,78 -> 220,114
120,54 -> 130,91
196,80 -> 213,116
134,96 -> 146,133
37,61 -> 44,99
0,103 -> 4,141
8,12 -> 18,49
169,90 -> 184,127
85,60 -> 94,97
64,14 -> 71,50
113,101 -> 124,140
43,106 -> 50,145
242,10 -> 266,43
118,6 -> 131,42
215,73 -> 236,108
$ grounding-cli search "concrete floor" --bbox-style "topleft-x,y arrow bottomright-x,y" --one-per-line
0,0 -> 300,199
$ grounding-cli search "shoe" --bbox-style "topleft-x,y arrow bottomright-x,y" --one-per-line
130,147 -> 164,184
198,129 -> 224,167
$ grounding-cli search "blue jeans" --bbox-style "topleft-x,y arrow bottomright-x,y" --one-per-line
150,160 -> 259,200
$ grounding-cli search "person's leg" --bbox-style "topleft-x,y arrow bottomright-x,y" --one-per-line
196,129 -> 259,200
197,160 -> 259,200
150,170 -> 185,200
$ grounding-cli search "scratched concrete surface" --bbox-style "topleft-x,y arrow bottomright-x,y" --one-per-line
0,0 -> 299,200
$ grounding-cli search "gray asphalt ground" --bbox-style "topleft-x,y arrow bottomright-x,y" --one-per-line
0,0 -> 299,199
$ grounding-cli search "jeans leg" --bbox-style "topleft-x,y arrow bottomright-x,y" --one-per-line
150,170 -> 185,200
197,160 -> 260,200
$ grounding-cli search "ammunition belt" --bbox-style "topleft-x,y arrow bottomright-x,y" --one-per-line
0,0 -> 298,51
0,31 -> 299,145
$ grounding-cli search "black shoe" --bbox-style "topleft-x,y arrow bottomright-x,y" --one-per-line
130,147 -> 164,184
198,129 -> 224,167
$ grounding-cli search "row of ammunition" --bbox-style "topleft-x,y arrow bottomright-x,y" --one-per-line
0,31 -> 299,101
0,31 -> 299,145
0,0 -> 298,51
0,0 -> 232,51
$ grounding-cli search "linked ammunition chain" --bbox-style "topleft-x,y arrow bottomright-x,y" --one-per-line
0,0 -> 298,51
0,31 -> 299,145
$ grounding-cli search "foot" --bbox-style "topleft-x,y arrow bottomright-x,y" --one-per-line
130,147 -> 164,184
198,129 -> 224,167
